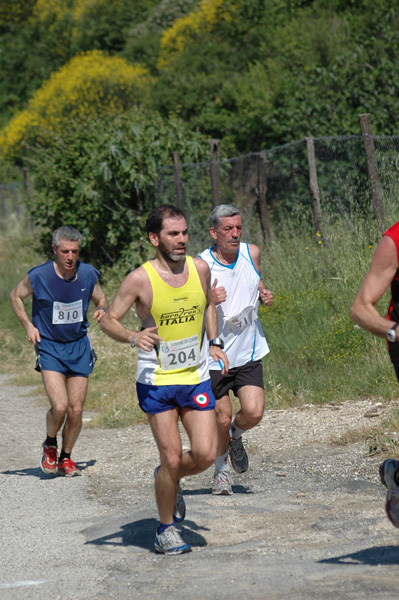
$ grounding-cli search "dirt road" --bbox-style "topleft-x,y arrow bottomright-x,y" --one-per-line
1,373 -> 399,599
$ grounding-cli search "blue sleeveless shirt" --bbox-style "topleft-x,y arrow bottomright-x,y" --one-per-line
28,260 -> 100,342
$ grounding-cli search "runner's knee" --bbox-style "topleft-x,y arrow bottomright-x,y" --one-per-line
67,403 -> 84,422
192,445 -> 217,471
161,452 -> 183,476
215,405 -> 232,431
241,405 -> 264,427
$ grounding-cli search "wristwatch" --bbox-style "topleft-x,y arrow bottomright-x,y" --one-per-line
387,323 -> 398,343
209,337 -> 224,349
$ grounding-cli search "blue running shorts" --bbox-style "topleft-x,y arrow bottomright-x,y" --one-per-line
136,379 -> 216,414
34,335 -> 96,376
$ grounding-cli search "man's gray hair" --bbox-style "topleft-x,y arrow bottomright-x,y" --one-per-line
52,226 -> 82,248
209,204 -> 242,230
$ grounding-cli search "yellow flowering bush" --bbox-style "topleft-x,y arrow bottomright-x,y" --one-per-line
158,0 -> 234,69
0,50 -> 152,160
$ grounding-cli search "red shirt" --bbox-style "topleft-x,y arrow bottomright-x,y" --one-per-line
383,222 -> 399,361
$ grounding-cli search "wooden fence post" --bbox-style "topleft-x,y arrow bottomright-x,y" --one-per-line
0,186 -> 6,222
257,155 -> 272,243
359,113 -> 385,226
170,151 -> 185,210
22,167 -> 32,204
306,136 -> 324,244
209,139 -> 220,208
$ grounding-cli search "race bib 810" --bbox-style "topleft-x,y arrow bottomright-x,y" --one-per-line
52,300 -> 83,325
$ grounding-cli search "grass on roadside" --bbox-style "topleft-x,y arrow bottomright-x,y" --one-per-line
332,405 -> 399,457
259,215 -> 399,408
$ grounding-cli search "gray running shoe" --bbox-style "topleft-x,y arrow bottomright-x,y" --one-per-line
154,466 -> 186,522
229,437 -> 248,473
380,459 -> 399,528
174,481 -> 186,522
212,469 -> 233,495
154,525 -> 191,555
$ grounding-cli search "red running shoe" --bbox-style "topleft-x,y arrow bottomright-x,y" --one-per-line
40,443 -> 58,475
58,458 -> 81,477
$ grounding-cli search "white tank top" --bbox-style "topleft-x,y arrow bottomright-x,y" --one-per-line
199,242 -> 269,369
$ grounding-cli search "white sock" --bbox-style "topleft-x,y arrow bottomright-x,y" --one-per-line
214,451 -> 229,474
230,421 -> 245,440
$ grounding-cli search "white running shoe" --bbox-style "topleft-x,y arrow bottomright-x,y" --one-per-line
154,526 -> 191,555
212,469 -> 233,495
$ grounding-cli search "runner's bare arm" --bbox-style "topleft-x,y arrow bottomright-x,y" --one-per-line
194,258 -> 229,374
9,275 -> 41,344
248,244 -> 273,306
91,282 -> 109,322
99,268 -> 162,351
350,235 -> 399,338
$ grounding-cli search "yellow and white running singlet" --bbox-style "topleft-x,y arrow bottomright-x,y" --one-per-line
136,256 -> 210,386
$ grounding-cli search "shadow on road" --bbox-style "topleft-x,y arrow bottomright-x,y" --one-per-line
2,459 -> 96,478
85,518 -> 209,553
184,484 -> 252,495
319,545 -> 399,565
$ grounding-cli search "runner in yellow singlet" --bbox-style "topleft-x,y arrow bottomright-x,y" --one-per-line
100,205 -> 228,555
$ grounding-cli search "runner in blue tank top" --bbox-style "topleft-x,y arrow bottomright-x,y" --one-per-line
10,226 -> 108,477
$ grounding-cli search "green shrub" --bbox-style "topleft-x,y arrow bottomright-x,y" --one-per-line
25,108 -> 209,265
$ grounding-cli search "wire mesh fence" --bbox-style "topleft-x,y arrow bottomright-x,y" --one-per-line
151,131 -> 399,252
3,124 -> 399,251
0,181 -> 26,225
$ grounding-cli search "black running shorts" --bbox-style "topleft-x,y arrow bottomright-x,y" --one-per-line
210,359 -> 264,400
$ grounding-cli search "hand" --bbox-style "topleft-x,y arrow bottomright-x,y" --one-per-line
211,278 -> 227,305
133,326 -> 162,352
260,288 -> 273,306
209,346 -> 229,375
93,307 -> 107,323
26,324 -> 41,345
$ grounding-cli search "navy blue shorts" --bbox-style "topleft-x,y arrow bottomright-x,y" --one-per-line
34,335 -> 96,376
210,359 -> 264,400
136,379 -> 216,415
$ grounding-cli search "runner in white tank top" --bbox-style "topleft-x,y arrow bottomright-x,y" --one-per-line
199,241 -> 269,369
199,204 -> 273,495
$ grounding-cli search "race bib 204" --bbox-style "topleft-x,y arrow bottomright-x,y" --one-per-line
159,334 -> 200,371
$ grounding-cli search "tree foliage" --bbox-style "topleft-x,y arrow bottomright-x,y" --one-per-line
2,0 -> 399,153
2,0 -> 399,263
26,109 -> 209,265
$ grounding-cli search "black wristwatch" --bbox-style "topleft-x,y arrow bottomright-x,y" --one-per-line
387,322 -> 398,343
209,337 -> 224,349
